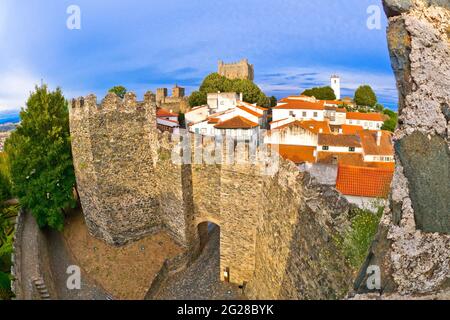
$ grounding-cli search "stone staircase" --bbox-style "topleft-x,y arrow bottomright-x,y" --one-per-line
32,277 -> 51,300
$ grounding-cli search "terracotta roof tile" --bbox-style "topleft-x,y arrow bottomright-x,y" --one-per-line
157,108 -> 178,117
317,152 -> 365,166
237,105 -> 263,118
274,100 -> 325,111
272,145 -> 316,164
346,112 -> 385,122
214,116 -> 259,129
336,165 -> 394,198
318,134 -> 361,148
358,130 -> 394,156
341,124 -> 364,135
276,119 -> 331,134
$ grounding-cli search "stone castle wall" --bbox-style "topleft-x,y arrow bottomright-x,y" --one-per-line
69,92 -> 174,246
353,0 -> 450,298
70,97 -> 355,298
218,59 -> 255,81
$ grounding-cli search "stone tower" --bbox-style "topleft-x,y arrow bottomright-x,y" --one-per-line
156,88 -> 168,104
331,75 -> 341,100
218,59 -> 254,81
172,84 -> 185,98
69,91 -> 190,246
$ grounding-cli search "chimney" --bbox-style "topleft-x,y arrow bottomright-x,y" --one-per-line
319,128 -> 323,133
376,131 -> 382,146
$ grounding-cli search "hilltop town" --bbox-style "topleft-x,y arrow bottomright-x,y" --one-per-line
1,0 -> 448,304
156,60 -> 395,212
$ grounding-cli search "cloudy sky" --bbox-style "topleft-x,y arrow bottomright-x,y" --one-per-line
0,0 -> 398,112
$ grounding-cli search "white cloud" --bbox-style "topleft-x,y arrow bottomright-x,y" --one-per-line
0,69 -> 42,111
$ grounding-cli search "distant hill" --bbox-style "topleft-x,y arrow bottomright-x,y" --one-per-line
0,110 -> 20,126
0,123 -> 17,132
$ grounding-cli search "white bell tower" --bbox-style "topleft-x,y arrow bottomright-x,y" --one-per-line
331,75 -> 341,100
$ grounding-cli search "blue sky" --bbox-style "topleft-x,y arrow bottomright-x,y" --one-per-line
0,0 -> 398,112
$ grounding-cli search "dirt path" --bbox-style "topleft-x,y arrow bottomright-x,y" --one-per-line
45,228 -> 111,300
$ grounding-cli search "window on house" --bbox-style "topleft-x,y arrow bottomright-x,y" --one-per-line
349,120 -> 353,124
322,146 -> 329,151
302,111 -> 307,117
201,128 -> 207,135
349,147 -> 355,152
289,111 -> 294,117
314,112 -> 318,117
195,128 -> 200,134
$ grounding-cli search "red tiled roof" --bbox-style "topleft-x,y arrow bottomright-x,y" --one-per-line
237,105 -> 263,118
323,100 -> 345,105
214,116 -> 259,129
269,118 -> 289,125
157,108 -> 178,117
207,117 -> 220,124
318,134 -> 361,148
272,145 -> 316,164
358,130 -> 394,156
336,165 -> 394,198
277,120 -> 331,134
346,112 -> 385,122
273,100 -> 325,111
317,152 -> 365,166
341,124 -> 364,135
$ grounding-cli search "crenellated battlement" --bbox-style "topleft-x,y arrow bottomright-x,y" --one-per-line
70,91 -> 156,114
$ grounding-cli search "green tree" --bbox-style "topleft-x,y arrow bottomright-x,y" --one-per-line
301,86 -> 336,100
381,109 -> 398,132
108,86 -> 127,99
189,73 -> 271,107
178,112 -> 186,128
354,85 -> 377,107
0,173 -> 11,201
0,153 -> 11,201
188,91 -> 207,107
269,96 -> 278,107
5,85 -> 76,231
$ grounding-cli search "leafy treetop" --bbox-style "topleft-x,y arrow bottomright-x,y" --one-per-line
189,73 -> 271,108
354,85 -> 377,107
301,86 -> 336,100
5,85 -> 76,231
108,86 -> 127,99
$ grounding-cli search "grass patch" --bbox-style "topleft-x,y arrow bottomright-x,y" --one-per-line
341,207 -> 383,269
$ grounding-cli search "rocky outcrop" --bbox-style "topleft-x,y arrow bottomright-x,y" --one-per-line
355,0 -> 450,298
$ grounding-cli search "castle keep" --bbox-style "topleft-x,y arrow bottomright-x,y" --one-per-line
69,92 -> 355,298
218,59 -> 254,81
156,84 -> 189,113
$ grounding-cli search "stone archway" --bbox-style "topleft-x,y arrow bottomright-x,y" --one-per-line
197,221 -> 220,253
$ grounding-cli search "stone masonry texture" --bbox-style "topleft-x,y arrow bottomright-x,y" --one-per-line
355,0 -> 450,297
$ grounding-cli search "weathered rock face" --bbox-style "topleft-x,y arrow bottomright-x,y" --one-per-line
358,0 -> 450,297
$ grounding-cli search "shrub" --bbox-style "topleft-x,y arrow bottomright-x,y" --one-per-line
342,207 -> 383,269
